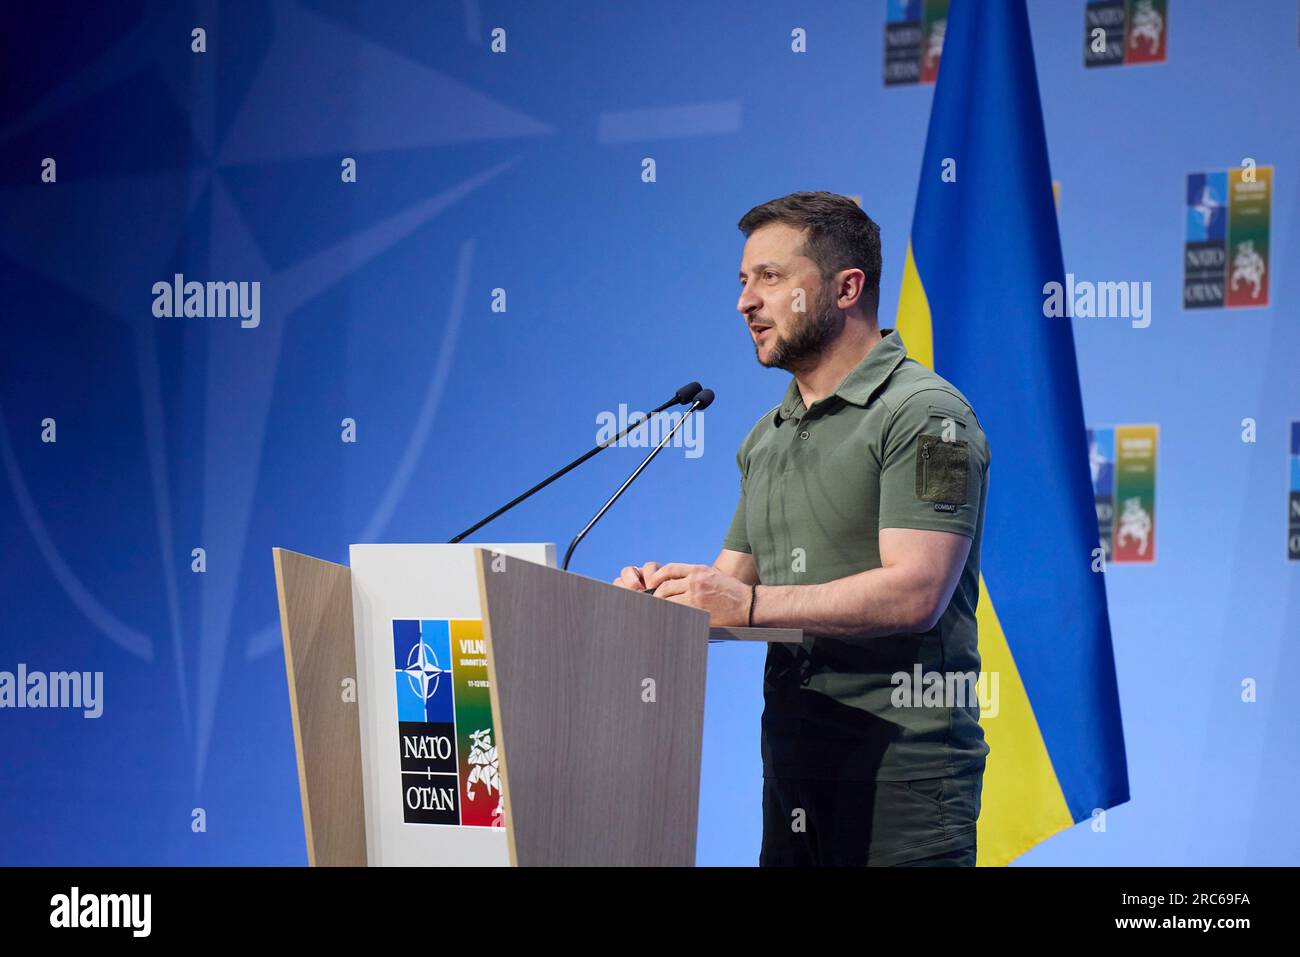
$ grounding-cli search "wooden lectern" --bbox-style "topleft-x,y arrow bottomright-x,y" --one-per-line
272,543 -> 799,866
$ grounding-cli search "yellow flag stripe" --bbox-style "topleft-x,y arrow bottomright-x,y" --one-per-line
972,575 -> 1074,866
894,242 -> 933,371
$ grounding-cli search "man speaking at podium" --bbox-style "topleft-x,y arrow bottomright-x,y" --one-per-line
613,192 -> 990,867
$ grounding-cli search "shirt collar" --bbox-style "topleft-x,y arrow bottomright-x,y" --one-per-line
774,329 -> 909,425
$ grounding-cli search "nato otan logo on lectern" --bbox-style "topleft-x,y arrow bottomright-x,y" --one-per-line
392,619 -> 502,828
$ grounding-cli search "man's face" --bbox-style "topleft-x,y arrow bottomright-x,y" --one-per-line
736,223 -> 840,371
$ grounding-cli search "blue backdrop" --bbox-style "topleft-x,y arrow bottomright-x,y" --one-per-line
1,0 -> 1296,865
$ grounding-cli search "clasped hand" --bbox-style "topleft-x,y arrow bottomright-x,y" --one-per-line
611,561 -> 751,627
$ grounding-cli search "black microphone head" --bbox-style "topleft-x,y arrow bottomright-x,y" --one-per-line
693,388 -> 715,410
675,381 -> 702,404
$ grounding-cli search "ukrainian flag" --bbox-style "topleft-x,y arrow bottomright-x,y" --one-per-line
895,0 -> 1130,865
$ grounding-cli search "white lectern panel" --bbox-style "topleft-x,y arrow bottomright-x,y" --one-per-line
349,543 -> 555,867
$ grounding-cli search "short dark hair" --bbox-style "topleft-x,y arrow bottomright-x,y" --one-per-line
737,191 -> 882,311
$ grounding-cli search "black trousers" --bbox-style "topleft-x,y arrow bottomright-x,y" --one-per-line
759,766 -> 983,867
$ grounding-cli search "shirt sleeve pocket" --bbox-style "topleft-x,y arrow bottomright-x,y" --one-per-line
914,433 -> 970,506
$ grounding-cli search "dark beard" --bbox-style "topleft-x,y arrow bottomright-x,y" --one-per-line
759,283 -> 841,371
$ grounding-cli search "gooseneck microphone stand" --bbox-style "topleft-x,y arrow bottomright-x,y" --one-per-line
448,382 -> 701,543
562,389 -> 714,571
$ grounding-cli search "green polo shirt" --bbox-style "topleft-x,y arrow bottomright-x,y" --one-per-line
723,329 -> 991,782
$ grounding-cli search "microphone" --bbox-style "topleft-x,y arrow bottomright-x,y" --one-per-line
561,388 -> 714,571
448,382 -> 703,543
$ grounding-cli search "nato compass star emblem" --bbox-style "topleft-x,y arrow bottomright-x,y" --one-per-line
404,639 -> 448,705
0,1 -> 555,799
0,0 -> 739,806
1193,183 -> 1222,231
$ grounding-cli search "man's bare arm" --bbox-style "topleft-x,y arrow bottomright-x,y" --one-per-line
646,527 -> 970,633
713,548 -> 759,585
749,527 -> 970,636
